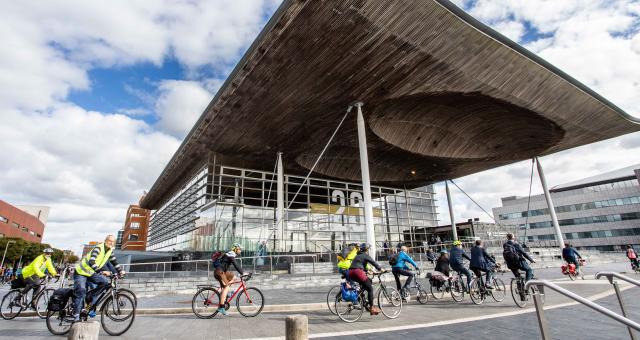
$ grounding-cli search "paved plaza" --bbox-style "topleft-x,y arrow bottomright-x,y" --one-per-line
1,262 -> 638,339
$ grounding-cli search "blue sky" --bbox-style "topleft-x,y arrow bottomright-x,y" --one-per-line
1,0 -> 639,254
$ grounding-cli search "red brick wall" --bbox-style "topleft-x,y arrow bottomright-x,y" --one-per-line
122,205 -> 149,251
0,200 -> 45,243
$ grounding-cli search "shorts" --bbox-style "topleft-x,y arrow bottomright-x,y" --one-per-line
214,269 -> 235,287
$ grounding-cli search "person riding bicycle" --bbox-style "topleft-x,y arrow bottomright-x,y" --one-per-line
562,243 -> 583,272
348,243 -> 384,315
449,240 -> 473,290
626,245 -> 639,269
425,248 -> 437,264
503,233 -> 535,282
434,249 -> 450,276
337,243 -> 358,287
214,242 -> 246,316
72,235 -> 124,321
16,248 -> 58,308
391,245 -> 419,300
470,240 -> 496,289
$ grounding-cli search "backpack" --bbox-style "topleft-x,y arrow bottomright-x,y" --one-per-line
388,253 -> 399,266
211,251 -> 225,269
503,242 -> 520,268
48,288 -> 74,312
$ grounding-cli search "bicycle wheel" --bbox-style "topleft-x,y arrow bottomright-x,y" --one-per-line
101,293 -> 136,336
378,287 -> 402,319
35,288 -> 55,319
46,306 -> 74,335
510,278 -> 527,308
450,278 -> 465,302
335,293 -> 363,323
1,289 -> 24,320
117,288 -> 138,307
236,287 -> 265,317
417,288 -> 429,304
430,281 -> 445,299
326,285 -> 341,315
490,278 -> 506,302
469,279 -> 484,305
191,287 -> 220,319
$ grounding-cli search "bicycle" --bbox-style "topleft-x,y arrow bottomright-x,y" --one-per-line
562,259 -> 586,281
327,272 -> 351,315
510,272 -> 544,308
632,261 -> 640,274
191,273 -> 264,318
469,267 -> 506,305
0,275 -> 56,319
335,271 -> 402,323
398,270 -> 428,304
46,274 -> 136,336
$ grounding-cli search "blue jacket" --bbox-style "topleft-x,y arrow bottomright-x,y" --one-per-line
562,247 -> 581,261
470,245 -> 496,270
449,246 -> 471,267
392,251 -> 418,270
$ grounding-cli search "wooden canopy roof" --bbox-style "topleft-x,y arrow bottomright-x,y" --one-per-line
141,0 -> 640,209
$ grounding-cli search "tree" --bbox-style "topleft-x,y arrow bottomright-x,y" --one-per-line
66,255 -> 79,264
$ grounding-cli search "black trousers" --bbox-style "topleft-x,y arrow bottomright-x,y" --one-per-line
392,267 -> 414,291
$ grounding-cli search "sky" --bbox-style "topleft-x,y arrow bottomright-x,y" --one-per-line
0,0 -> 639,255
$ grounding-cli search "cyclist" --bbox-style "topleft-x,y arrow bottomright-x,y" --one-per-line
449,240 -> 472,291
562,243 -> 583,273
3,267 -> 12,282
434,249 -> 450,276
626,245 -> 638,270
214,243 -> 245,316
503,233 -> 535,281
425,248 -> 437,264
337,243 -> 358,287
72,235 -> 125,321
16,248 -> 58,308
348,243 -> 383,315
391,245 -> 419,300
470,240 -> 496,289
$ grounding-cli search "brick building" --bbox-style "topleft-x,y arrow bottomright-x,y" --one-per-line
0,200 -> 46,243
122,205 -> 150,251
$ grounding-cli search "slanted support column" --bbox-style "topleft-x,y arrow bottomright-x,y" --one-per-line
535,157 -> 565,250
277,152 -> 285,252
445,181 -> 458,241
355,102 -> 376,258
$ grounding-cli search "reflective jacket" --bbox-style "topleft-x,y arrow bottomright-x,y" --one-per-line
75,243 -> 120,277
22,254 -> 57,278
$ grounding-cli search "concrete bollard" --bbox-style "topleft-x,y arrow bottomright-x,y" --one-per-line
285,314 -> 308,340
68,321 -> 100,340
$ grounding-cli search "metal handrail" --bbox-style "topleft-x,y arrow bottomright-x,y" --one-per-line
525,279 -> 640,339
596,271 -> 640,287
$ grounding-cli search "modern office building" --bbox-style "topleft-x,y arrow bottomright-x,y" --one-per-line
0,200 -> 46,243
81,241 -> 99,258
493,164 -> 640,251
140,1 -> 639,255
121,204 -> 150,251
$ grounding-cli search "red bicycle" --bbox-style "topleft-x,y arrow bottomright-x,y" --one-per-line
191,273 -> 264,318
562,259 -> 586,281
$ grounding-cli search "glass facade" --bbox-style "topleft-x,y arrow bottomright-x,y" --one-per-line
499,195 -> 640,220
147,164 -> 438,254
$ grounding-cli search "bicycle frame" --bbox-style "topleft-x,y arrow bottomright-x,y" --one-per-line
223,279 -> 250,304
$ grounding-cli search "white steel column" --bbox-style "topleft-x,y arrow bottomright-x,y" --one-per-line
535,157 -> 565,250
445,181 -> 459,241
276,152 -> 285,252
355,103 -> 377,258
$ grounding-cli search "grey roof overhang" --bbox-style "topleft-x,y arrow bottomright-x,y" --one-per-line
141,0 -> 640,209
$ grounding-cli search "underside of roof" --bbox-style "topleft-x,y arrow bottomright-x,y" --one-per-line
141,0 -> 640,209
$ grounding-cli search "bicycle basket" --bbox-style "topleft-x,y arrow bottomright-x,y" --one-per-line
340,282 -> 358,303
48,288 -> 74,312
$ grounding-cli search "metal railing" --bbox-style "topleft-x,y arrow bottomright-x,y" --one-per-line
525,279 -> 640,340
596,272 -> 640,340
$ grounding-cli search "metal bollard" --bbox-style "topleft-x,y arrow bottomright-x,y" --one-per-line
285,314 -> 308,340
68,321 -> 100,340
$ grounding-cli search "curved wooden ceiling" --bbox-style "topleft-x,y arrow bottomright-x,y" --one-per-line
142,0 -> 640,209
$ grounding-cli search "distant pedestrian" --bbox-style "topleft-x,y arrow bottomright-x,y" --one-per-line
627,245 -> 638,269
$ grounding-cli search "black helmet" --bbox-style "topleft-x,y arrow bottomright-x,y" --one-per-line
359,243 -> 370,252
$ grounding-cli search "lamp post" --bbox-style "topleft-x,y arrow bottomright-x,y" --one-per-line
1,240 -> 16,269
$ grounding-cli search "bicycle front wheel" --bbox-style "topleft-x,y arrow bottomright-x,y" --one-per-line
117,288 -> 138,307
191,287 -> 220,319
417,288 -> 429,304
326,285 -> 341,315
378,287 -> 402,319
0,289 -> 23,320
100,293 -> 136,336
36,288 -> 55,319
469,279 -> 484,305
236,287 -> 264,317
490,278 -> 506,302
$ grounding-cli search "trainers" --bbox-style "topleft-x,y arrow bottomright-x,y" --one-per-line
216,307 -> 227,316
369,306 -> 381,315
88,310 -> 96,318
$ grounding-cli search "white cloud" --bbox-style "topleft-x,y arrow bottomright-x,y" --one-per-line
154,80 -> 213,138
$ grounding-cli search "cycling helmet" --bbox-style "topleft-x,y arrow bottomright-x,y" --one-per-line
43,248 -> 54,254
359,243 -> 370,252
452,240 -> 462,246
439,249 -> 448,254
231,243 -> 242,251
